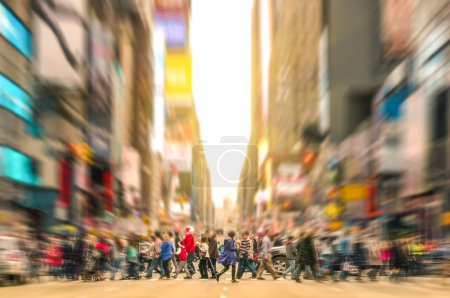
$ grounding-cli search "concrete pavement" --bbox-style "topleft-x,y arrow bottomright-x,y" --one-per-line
0,273 -> 448,298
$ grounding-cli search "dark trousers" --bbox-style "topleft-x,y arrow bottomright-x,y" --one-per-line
199,259 -> 208,278
368,265 -> 380,280
237,257 -> 256,278
162,259 -> 171,278
218,264 -> 236,281
208,258 -> 217,277
187,253 -> 196,275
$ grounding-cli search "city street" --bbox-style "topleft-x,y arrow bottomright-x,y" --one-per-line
0,274 -> 448,298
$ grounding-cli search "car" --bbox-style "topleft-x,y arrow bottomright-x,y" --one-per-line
0,236 -> 28,284
269,246 -> 288,274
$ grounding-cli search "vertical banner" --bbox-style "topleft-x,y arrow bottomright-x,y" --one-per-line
88,21 -> 113,161
165,52 -> 192,104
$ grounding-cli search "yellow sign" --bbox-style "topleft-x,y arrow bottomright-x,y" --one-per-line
329,221 -> 343,231
165,52 -> 192,102
442,212 -> 450,226
325,203 -> 342,219
341,184 -> 367,201
70,142 -> 93,165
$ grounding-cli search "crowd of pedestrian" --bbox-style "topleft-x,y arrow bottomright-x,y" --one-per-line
7,226 -> 450,285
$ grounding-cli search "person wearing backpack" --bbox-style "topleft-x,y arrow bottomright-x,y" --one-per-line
126,238 -> 140,279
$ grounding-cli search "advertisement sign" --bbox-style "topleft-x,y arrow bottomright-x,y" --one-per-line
155,16 -> 187,49
154,0 -> 190,16
165,52 -> 192,104
0,2 -> 32,59
0,73 -> 32,122
35,0 -> 86,87
341,184 -> 368,201
88,22 -> 113,160
163,141 -> 192,172
121,146 -> 141,208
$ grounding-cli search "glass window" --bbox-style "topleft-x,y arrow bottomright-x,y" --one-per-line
0,73 -> 33,122
0,2 -> 33,60
0,146 -> 40,185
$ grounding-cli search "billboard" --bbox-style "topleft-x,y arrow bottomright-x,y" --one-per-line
154,0 -> 190,17
34,0 -> 86,87
0,73 -> 32,123
155,15 -> 187,49
165,52 -> 192,105
88,21 -> 113,161
0,2 -> 32,59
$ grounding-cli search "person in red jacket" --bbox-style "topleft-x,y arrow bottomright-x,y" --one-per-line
183,226 -> 196,276
172,241 -> 191,279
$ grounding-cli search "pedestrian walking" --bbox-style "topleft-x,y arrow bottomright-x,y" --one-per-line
317,238 -> 333,280
367,238 -> 382,281
282,236 -> 296,279
110,237 -> 127,280
146,233 -> 165,279
198,236 -> 210,279
293,230 -> 318,283
172,242 -> 192,279
208,232 -> 219,278
73,234 -> 87,281
256,230 -> 280,280
161,234 -> 174,280
216,231 -> 238,283
126,238 -> 140,280
352,235 -> 368,281
237,231 -> 256,279
183,226 -> 196,276
62,236 -> 74,280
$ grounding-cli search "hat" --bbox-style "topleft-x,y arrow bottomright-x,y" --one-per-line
185,226 -> 194,233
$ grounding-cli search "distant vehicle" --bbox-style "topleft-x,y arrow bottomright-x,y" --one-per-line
0,236 -> 28,284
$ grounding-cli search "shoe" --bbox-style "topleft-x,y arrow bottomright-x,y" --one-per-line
295,279 -> 302,283
250,277 -> 257,280
146,276 -> 152,279
162,277 -> 169,280
184,276 -> 192,279
216,275 -> 220,282
231,279 -> 239,283
236,276 -> 241,280
283,274 -> 287,279
274,276 -> 281,280
257,277 -> 265,280
172,275 -> 177,279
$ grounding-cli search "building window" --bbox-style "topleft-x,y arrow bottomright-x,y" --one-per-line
0,146 -> 40,185
0,2 -> 33,60
0,73 -> 33,122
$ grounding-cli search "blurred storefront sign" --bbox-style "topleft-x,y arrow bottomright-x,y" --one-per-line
155,15 -> 187,49
121,146 -> 141,209
0,2 -> 32,60
341,184 -> 368,201
165,52 -> 192,105
88,21 -> 113,161
154,0 -> 191,17
163,142 -> 191,172
34,0 -> 86,87
0,146 -> 40,186
442,212 -> 450,226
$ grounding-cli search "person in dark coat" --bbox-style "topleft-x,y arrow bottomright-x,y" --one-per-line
62,236 -> 74,280
216,231 -> 238,283
73,234 -> 87,280
293,231 -> 318,282
352,235 -> 368,281
283,236 -> 297,279
208,232 -> 219,278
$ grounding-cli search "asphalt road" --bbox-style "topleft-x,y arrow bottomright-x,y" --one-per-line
0,273 -> 448,298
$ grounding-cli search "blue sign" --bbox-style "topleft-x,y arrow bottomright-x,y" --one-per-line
155,16 -> 187,48
0,73 -> 33,122
0,146 -> 40,185
0,2 -> 32,59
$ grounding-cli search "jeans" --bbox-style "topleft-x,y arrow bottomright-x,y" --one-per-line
283,260 -> 296,277
218,264 -> 236,281
293,261 -> 316,280
127,262 -> 139,278
199,259 -> 208,278
187,253 -> 196,275
174,260 -> 191,278
318,254 -> 333,278
208,258 -> 217,277
111,257 -> 125,280
237,257 -> 256,278
162,259 -> 171,278
146,257 -> 165,278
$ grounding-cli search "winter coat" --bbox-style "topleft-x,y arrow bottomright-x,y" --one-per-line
219,238 -> 237,266
286,242 -> 297,260
160,241 -> 174,261
183,233 -> 196,254
209,238 -> 219,259
296,236 -> 317,265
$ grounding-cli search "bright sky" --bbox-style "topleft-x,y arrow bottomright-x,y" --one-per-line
191,0 -> 253,208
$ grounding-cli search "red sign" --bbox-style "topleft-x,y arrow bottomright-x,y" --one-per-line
154,0 -> 190,17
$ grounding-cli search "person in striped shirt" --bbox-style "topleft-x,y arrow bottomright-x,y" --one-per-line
236,231 -> 257,279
